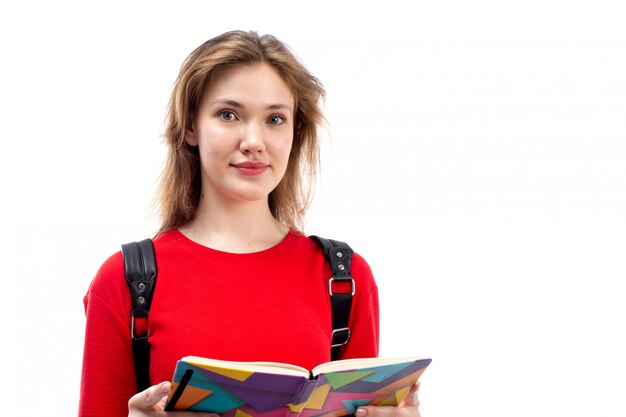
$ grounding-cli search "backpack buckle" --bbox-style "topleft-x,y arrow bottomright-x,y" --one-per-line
131,314 -> 149,339
331,327 -> 351,347
328,277 -> 355,296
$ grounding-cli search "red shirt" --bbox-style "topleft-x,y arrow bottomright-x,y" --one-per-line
79,230 -> 379,417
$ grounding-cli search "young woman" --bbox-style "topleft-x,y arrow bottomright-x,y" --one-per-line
79,31 -> 422,417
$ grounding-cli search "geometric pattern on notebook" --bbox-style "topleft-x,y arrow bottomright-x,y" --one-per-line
169,358 -> 430,417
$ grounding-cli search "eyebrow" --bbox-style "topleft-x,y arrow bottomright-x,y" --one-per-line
209,99 -> 293,113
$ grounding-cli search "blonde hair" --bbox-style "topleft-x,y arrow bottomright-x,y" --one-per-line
155,31 -> 326,236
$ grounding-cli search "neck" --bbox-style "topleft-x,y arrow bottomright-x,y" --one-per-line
179,192 -> 289,253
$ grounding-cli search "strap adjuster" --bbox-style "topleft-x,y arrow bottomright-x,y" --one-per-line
329,277 -> 355,296
331,327 -> 351,347
131,314 -> 149,339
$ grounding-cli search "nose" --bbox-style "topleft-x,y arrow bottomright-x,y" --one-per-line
239,121 -> 266,153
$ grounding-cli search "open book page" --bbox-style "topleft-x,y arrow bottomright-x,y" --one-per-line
311,355 -> 427,377
182,356 -> 311,378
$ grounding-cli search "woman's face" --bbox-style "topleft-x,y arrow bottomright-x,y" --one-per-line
186,62 -> 295,206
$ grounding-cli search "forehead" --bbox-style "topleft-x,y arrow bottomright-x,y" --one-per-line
203,62 -> 295,108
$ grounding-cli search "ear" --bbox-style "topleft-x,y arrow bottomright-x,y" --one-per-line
184,120 -> 198,146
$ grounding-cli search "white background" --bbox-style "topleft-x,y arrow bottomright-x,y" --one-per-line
1,1 -> 625,416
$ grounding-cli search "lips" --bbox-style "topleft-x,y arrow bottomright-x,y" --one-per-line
232,161 -> 268,169
231,161 -> 269,175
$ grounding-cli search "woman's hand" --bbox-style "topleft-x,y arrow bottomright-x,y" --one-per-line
128,381 -> 219,417
129,381 -> 422,417
356,382 -> 422,417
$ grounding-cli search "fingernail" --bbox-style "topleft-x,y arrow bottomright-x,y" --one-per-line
356,407 -> 368,416
161,383 -> 171,394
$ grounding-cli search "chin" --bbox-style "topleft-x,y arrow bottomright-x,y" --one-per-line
227,188 -> 274,203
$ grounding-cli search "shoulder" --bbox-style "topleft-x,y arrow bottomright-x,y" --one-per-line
303,233 -> 378,292
84,231 -> 179,313
351,252 -> 375,281
84,230 -> 180,316
350,252 -> 377,296
87,250 -> 125,296
83,248 -> 130,321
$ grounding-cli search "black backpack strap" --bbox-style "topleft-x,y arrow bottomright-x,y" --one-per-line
309,236 -> 355,361
121,238 -> 157,392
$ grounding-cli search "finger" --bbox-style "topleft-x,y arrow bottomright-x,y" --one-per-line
356,382 -> 421,417
356,405 -> 404,417
402,381 -> 421,407
128,381 -> 170,410
165,411 -> 220,417
164,408 -> 220,417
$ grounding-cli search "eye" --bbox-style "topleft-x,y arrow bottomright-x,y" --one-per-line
268,115 -> 285,125
219,111 -> 237,121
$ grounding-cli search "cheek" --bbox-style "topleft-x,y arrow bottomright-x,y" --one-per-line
198,123 -> 237,154
280,142 -> 293,161
274,144 -> 294,181
199,136 -> 231,162
276,134 -> 294,161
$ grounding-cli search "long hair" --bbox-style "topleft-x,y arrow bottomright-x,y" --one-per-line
155,31 -> 325,236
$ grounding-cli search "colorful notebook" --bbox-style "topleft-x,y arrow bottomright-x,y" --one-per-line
164,355 -> 431,417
